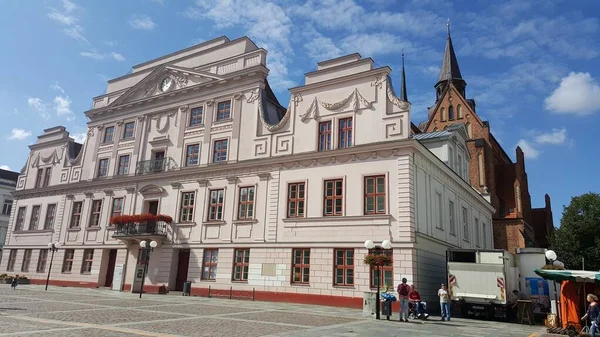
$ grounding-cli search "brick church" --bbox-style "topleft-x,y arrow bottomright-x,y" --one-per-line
412,25 -> 554,253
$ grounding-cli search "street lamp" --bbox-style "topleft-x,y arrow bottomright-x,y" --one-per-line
138,240 -> 158,299
545,249 -> 562,327
364,239 -> 392,320
45,242 -> 60,291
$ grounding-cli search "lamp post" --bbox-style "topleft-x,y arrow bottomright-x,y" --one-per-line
138,240 -> 158,299
545,249 -> 561,327
364,239 -> 392,320
45,242 -> 60,291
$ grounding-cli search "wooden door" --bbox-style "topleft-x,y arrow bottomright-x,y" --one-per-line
175,249 -> 190,291
104,249 -> 118,287
148,201 -> 159,215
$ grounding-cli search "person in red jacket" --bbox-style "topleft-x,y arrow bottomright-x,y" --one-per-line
409,285 -> 428,318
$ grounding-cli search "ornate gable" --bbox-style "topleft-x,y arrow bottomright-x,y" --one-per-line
108,65 -> 225,108
422,83 -> 484,133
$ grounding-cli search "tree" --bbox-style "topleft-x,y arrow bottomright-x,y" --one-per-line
550,192 -> 600,270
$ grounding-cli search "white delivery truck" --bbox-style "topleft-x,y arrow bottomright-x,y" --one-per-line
447,249 -> 519,319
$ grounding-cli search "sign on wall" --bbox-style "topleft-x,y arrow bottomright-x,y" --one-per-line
112,264 -> 124,291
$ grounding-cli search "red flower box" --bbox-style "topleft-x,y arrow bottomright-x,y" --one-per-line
110,213 -> 173,225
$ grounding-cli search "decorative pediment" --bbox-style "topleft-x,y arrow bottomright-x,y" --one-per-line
108,65 -> 225,108
299,88 -> 374,122
139,184 -> 166,197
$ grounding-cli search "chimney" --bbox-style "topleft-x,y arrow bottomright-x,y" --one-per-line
515,146 -> 525,171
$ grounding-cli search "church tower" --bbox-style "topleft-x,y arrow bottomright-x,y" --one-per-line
435,21 -> 466,101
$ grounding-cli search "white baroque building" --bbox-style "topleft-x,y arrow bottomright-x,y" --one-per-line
1,36 -> 493,308
1,169 -> 19,255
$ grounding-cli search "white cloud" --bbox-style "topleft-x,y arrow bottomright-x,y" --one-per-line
47,12 -> 77,25
129,14 -> 157,30
150,0 -> 166,4
54,96 -> 73,119
545,72 -> 600,116
80,51 -> 125,61
62,0 -> 77,12
0,165 -> 11,170
71,132 -> 87,144
104,40 -> 118,47
303,27 -> 343,62
9,128 -> 32,140
50,82 -> 65,94
27,97 -> 51,120
533,128 -> 568,145
63,25 -> 90,45
516,139 -> 540,159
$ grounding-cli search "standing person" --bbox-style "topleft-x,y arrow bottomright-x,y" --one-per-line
582,294 -> 600,337
11,275 -> 18,290
438,283 -> 450,321
397,278 -> 410,322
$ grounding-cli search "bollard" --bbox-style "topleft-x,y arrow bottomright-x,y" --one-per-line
230,286 -> 233,300
208,285 -> 211,298
252,288 -> 255,301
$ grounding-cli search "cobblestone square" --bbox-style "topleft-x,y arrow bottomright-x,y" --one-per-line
0,285 -> 547,336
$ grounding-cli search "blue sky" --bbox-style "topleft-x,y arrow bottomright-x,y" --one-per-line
1,0 -> 599,227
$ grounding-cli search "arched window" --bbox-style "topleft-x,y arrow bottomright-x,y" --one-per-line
466,122 -> 472,138
448,105 -> 455,120
457,105 -> 463,119
440,108 -> 446,121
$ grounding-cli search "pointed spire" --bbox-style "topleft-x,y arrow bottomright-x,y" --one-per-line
437,18 -> 463,84
400,49 -> 408,102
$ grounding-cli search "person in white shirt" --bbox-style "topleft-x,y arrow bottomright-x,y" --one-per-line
438,283 -> 450,321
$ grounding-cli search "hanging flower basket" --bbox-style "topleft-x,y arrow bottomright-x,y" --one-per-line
110,213 -> 173,225
364,253 -> 393,267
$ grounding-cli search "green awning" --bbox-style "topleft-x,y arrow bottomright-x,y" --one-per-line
534,269 -> 600,283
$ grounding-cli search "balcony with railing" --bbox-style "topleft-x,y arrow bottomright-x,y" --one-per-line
135,157 -> 178,175
110,214 -> 172,241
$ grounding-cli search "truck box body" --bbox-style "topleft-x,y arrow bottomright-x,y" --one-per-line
447,249 -> 518,318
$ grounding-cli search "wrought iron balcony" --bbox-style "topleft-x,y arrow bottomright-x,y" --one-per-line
135,157 -> 177,175
113,221 -> 168,238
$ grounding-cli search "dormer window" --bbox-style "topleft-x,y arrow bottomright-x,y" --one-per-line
216,101 -> 231,121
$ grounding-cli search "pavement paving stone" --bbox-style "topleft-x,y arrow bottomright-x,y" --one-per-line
0,317 -> 70,334
234,311 -> 360,327
76,298 -> 180,308
22,308 -> 189,325
124,317 -> 306,337
25,328 -> 143,337
1,301 -> 99,313
137,303 -> 264,316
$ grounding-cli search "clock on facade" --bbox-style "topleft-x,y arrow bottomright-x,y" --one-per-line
159,77 -> 173,92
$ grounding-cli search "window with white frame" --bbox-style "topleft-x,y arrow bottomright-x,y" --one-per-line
122,122 -> 135,139
185,144 -> 200,166
2,199 -> 12,215
462,207 -> 469,241
475,217 -> 480,247
97,158 -> 109,178
208,189 -> 224,221
213,139 -> 228,163
216,101 -> 231,121
179,192 -> 195,223
436,192 -> 443,229
449,201 -> 456,235
189,107 -> 204,126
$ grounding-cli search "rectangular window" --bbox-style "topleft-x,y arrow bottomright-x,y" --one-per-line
458,154 -> 463,178
21,249 -> 32,272
62,249 -> 74,273
334,249 -> 354,286
462,207 -> 469,241
185,144 -> 200,166
97,158 -> 109,177
6,250 -> 17,271
29,205 -> 41,230
482,222 -> 487,248
449,147 -> 454,170
323,179 -> 343,216
179,192 -> 195,223
189,107 -> 204,126
117,155 -> 130,175
287,183 -> 306,218
237,186 -> 255,220
111,198 -> 124,218
436,192 -> 443,229
338,117 -> 353,149
208,189 -> 224,221
232,249 -> 250,282
475,218 -> 480,247
103,126 -> 114,143
364,176 -> 386,215
70,201 -> 83,228
43,167 -> 52,187
369,249 -> 393,288
318,121 -> 332,151
449,201 -> 456,235
15,207 -> 26,231
201,249 -> 218,280
37,249 -> 48,273
81,249 -> 94,274
213,139 -> 228,163
88,200 -> 102,227
292,249 -> 310,284
2,199 -> 12,215
216,101 -> 231,121
35,168 -> 43,188
122,121 -> 135,139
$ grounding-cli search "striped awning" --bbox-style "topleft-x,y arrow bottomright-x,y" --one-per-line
534,269 -> 600,283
